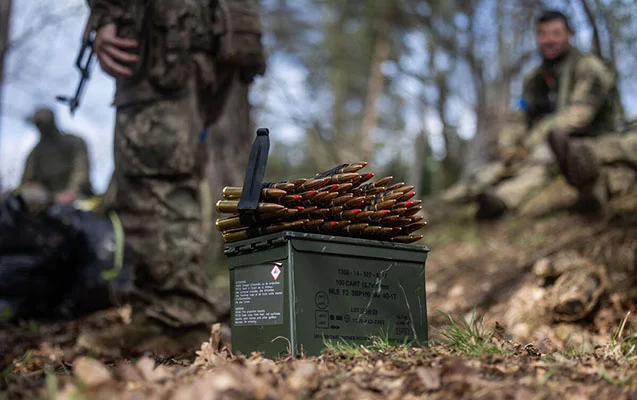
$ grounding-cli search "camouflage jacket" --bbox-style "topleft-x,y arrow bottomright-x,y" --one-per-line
89,0 -> 219,107
89,0 -> 265,110
521,47 -> 618,148
21,132 -> 92,196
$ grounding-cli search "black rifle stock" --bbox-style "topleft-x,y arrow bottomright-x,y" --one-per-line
56,19 -> 96,115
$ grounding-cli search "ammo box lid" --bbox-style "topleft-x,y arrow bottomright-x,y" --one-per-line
224,230 -> 430,260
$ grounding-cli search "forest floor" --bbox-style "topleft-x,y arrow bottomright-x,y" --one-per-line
1,201 -> 637,399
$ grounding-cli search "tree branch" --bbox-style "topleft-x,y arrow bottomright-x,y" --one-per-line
579,0 -> 602,57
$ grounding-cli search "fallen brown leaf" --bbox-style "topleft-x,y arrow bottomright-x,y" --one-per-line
416,367 -> 442,391
73,357 -> 113,388
136,356 -> 171,382
286,361 -> 319,393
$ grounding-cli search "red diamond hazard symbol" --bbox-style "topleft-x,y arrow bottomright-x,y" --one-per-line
270,264 -> 282,280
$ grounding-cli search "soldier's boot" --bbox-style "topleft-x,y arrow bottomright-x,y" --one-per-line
76,313 -> 212,358
475,187 -> 507,220
565,142 -> 607,214
548,130 -> 606,214
548,129 -> 570,175
550,262 -> 608,322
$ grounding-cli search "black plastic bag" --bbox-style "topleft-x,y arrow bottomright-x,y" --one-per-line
0,194 -> 133,323
0,195 -> 73,321
48,205 -> 134,319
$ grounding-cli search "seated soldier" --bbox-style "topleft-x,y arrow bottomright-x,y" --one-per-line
515,10 -> 618,210
19,108 -> 93,209
477,10 -> 620,218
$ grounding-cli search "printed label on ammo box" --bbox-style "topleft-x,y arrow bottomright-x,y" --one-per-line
308,264 -> 423,344
234,263 -> 285,326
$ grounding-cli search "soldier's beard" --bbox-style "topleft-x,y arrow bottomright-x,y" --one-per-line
541,43 -> 571,62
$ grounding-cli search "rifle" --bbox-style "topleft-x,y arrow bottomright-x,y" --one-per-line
56,18 -> 96,116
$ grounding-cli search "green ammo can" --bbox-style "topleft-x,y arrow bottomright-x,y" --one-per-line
225,231 -> 430,357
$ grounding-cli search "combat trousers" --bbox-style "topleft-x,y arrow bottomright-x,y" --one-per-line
113,88 -> 218,328
548,130 -> 601,196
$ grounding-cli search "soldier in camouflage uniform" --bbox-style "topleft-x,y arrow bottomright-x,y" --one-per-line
19,108 -> 92,210
77,0 -> 245,356
486,11 -> 635,322
519,10 -> 618,212
474,10 -> 622,219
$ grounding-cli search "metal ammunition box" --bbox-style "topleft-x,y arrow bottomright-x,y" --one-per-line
225,231 -> 430,357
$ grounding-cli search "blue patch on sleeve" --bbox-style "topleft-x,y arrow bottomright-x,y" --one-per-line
518,99 -> 528,111
199,127 -> 209,143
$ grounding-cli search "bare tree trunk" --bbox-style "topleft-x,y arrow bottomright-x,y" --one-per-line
407,129 -> 427,196
328,5 -> 348,154
463,59 -> 488,178
0,0 -> 10,88
203,71 -> 253,270
207,75 -> 252,199
592,0 -> 624,121
464,1 -> 535,177
358,25 -> 391,162
579,0 -> 602,57
303,3 -> 349,170
0,0 -> 12,190
435,72 -> 464,188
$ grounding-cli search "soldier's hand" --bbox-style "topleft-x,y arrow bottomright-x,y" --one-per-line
55,190 -> 77,205
95,24 -> 139,78
502,146 -> 528,166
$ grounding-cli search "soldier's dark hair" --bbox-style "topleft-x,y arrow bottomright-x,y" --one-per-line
536,10 -> 573,32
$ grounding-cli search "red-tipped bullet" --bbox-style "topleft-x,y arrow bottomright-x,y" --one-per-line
352,211 -> 375,221
401,191 -> 416,201
282,194 -> 303,204
300,190 -> 319,200
357,172 -> 375,184
390,234 -> 423,243
342,208 -> 362,219
320,184 -> 340,192
403,205 -> 422,216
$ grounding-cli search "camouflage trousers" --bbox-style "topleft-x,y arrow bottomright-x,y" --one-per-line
113,90 -> 218,328
548,131 -> 637,197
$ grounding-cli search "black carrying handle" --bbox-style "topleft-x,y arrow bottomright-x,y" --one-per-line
238,128 -> 270,212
